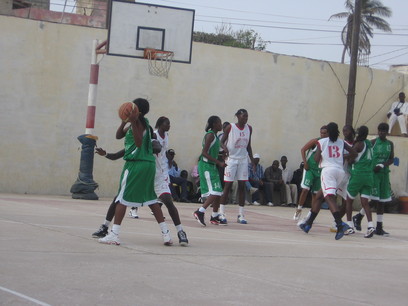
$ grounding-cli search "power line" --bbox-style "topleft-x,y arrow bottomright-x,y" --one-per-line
195,18 -> 408,37
370,51 -> 408,66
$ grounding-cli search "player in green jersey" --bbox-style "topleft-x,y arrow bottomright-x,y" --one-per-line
98,98 -> 172,246
345,126 -> 375,238
353,123 -> 394,236
193,116 -> 226,226
293,125 -> 328,220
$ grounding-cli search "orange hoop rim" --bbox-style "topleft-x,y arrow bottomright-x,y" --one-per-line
143,48 -> 174,60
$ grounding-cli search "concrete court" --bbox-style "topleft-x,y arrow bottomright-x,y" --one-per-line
1,193 -> 407,306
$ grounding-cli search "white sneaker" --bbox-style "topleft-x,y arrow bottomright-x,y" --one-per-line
129,207 -> 139,219
98,231 -> 120,245
329,222 -> 337,233
250,187 -> 258,195
267,202 -> 274,206
245,200 -> 250,205
237,214 -> 248,224
162,230 -> 173,246
293,208 -> 302,220
253,201 -> 260,206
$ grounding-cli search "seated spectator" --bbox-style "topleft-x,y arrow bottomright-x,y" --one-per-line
290,162 -> 304,196
263,160 -> 286,206
279,155 -> 298,207
387,92 -> 408,137
191,162 -> 202,203
166,149 -> 189,202
246,153 -> 264,205
180,170 -> 195,202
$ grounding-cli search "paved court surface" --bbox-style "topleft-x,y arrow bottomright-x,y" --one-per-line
1,193 -> 408,306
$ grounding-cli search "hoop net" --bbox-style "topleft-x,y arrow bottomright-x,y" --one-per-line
143,48 -> 174,78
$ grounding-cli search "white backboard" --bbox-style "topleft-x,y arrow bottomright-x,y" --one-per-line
108,0 -> 195,63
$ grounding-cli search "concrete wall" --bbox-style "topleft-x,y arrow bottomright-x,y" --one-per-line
0,15 -> 407,198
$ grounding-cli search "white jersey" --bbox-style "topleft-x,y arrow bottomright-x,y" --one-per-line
154,130 -> 169,177
318,137 -> 345,169
226,123 -> 251,160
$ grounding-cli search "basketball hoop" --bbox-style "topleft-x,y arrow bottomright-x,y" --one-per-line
143,48 -> 174,78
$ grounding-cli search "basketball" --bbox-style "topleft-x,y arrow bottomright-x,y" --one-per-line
118,102 -> 138,122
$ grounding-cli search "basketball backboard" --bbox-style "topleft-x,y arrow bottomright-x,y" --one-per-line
107,0 -> 195,64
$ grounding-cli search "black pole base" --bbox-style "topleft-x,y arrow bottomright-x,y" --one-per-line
71,134 -> 99,200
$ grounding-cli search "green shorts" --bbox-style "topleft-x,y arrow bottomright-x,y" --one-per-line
371,171 -> 391,202
198,161 -> 223,197
116,160 -> 157,206
300,168 -> 321,193
347,173 -> 372,199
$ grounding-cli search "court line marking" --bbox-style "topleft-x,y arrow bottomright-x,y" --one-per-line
0,285 -> 51,306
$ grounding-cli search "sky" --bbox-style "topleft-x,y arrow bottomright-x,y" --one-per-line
52,0 -> 408,71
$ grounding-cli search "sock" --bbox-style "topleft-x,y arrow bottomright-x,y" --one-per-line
111,224 -> 121,235
104,220 -> 111,227
377,214 -> 383,222
175,224 -> 183,232
332,211 -> 342,228
219,204 -> 225,214
297,205 -> 302,210
199,206 -> 206,213
368,221 -> 374,228
307,211 -> 318,225
159,222 -> 169,234
347,221 -> 354,228
239,206 -> 244,215
211,212 -> 219,218
360,208 -> 365,216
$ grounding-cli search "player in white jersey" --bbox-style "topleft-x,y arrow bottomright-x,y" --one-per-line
299,122 -> 356,240
153,116 -> 188,246
218,109 -> 255,224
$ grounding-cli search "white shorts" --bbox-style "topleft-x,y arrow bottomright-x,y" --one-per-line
336,171 -> 350,200
320,167 -> 345,198
154,170 -> 171,197
224,157 -> 248,182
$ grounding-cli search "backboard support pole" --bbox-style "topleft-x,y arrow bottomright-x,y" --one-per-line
71,39 -> 107,200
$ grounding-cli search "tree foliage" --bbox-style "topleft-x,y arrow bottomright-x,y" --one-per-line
193,24 -> 266,51
330,0 -> 392,63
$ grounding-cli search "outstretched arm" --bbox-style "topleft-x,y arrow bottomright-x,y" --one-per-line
301,138 -> 318,170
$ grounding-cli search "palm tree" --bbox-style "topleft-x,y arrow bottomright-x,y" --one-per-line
330,0 -> 392,63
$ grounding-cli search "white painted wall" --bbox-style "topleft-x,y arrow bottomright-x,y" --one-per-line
0,15 -> 407,198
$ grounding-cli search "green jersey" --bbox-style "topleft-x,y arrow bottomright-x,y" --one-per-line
351,139 -> 373,175
372,138 -> 392,173
306,144 -> 319,170
200,130 -> 220,164
123,118 -> 154,162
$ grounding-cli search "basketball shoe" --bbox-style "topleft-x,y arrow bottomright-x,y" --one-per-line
98,231 -> 120,245
92,224 -> 108,238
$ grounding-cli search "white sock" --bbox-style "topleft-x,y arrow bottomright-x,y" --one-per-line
211,212 -> 219,218
368,221 -> 374,228
239,206 -> 244,215
297,205 -> 302,210
219,204 -> 226,214
104,220 -> 110,227
111,224 -> 121,235
377,214 -> 383,222
175,224 -> 183,232
199,207 -> 206,213
347,221 -> 353,228
360,208 -> 365,215
159,222 -> 169,234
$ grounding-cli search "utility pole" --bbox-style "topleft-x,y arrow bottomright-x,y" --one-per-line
345,0 -> 362,126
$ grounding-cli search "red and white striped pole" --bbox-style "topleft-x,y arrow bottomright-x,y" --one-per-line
85,39 -> 105,135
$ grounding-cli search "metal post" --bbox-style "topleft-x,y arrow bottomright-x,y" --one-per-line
345,0 -> 362,126
71,39 -> 105,200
